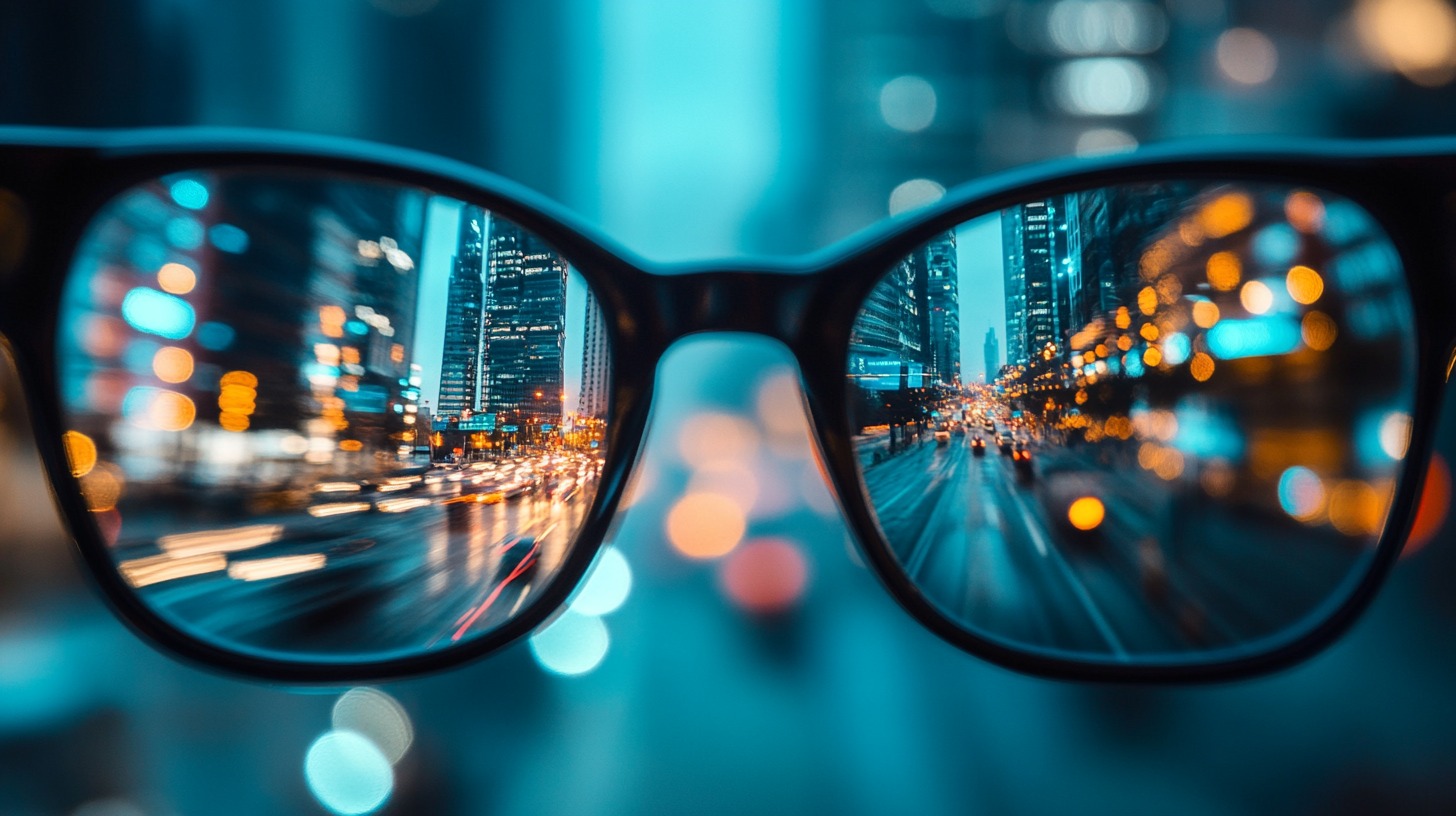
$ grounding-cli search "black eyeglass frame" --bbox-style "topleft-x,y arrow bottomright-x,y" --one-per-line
0,127 -> 1452,684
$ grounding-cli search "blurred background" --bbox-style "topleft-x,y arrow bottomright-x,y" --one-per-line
4,0 -> 1456,813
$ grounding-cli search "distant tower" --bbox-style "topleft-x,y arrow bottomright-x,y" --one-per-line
436,205 -> 485,419
577,288 -> 610,420
983,327 -> 999,384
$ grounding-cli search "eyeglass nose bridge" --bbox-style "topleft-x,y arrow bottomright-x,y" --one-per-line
646,268 -> 820,348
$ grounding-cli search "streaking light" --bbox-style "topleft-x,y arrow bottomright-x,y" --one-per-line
228,554 -> 327,581
158,523 -> 283,557
570,547 -> 632,616
304,730 -> 394,816
529,611 -> 609,676
119,552 -> 227,588
1207,317 -> 1301,359
121,288 -> 195,339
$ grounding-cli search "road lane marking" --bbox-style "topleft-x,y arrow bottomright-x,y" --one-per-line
1005,486 -> 1129,660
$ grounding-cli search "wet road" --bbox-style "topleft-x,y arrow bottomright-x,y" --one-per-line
862,432 -> 1367,659
114,472 -> 594,660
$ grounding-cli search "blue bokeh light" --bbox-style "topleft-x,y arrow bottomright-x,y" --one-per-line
1206,317 -> 1300,360
168,178 -> 209,210
121,288 -> 196,340
304,730 -> 394,816
570,547 -> 633,616
165,216 -> 205,250
529,611 -> 609,676
196,321 -> 236,351
209,223 -> 250,253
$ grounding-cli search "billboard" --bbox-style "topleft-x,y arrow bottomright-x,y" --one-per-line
849,353 -> 922,392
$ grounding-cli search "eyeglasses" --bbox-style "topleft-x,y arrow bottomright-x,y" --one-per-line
0,127 -> 1448,683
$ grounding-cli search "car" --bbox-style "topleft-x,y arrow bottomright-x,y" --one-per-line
970,435 -> 987,457
934,427 -> 951,445
997,434 -> 1013,456
1011,443 -> 1034,481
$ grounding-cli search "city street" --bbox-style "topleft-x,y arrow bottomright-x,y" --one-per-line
863,428 -> 1368,659
112,460 -> 596,660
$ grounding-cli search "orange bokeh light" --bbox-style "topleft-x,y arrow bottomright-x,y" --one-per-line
667,492 -> 745,559
1406,454 -> 1450,556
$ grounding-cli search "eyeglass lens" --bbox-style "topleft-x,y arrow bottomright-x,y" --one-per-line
848,181 -> 1416,664
55,170 -> 612,663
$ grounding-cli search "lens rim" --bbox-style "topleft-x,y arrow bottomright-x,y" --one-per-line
795,146 -> 1454,681
10,134 -> 662,682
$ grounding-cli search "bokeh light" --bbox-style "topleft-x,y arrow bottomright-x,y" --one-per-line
1216,27 -> 1278,85
1052,57 -> 1153,116
151,346 -> 194,384
667,492 -> 746,558
156,261 -> 197,294
1278,466 -> 1326,521
304,730 -> 394,816
880,75 -> 938,132
1240,280 -> 1273,314
570,547 -> 633,616
718,537 -> 809,614
529,611 -> 610,676
1406,453 -> 1450,555
1353,0 -> 1456,86
62,430 -> 97,477
1067,496 -> 1105,530
677,412 -> 759,466
1285,265 -> 1324,305
331,688 -> 414,765
888,178 -> 947,216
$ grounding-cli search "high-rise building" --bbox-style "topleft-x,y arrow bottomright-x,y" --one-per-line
1002,199 -> 1068,370
848,255 -> 923,390
577,288 -> 610,420
437,205 -> 485,419
922,231 -> 960,386
482,219 -> 568,427
983,327 -> 999,384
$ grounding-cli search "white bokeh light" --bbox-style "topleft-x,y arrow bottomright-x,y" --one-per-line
889,178 -> 946,216
879,75 -> 938,132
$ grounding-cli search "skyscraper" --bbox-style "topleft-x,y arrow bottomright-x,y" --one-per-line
482,219 -> 568,427
983,327 -> 999,384
577,288 -> 610,420
437,205 -> 485,419
1002,199 -> 1068,370
921,231 -> 960,386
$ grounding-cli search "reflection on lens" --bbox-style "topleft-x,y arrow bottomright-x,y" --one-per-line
848,182 -> 1414,663
58,171 -> 612,663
